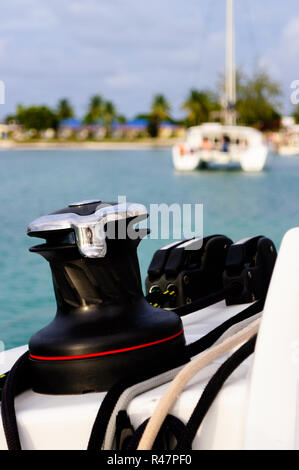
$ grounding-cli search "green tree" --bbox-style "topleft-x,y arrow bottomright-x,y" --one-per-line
83,95 -> 104,124
102,101 -> 117,134
150,94 -> 170,121
182,90 -> 220,126
5,114 -> 16,124
293,104 -> 299,124
148,94 -> 171,137
117,115 -> 127,124
14,105 -> 58,131
57,98 -> 74,121
236,69 -> 281,130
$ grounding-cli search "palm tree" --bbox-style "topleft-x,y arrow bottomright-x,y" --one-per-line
102,101 -> 118,136
182,90 -> 218,126
147,94 -> 171,137
150,94 -> 170,121
84,95 -> 104,124
57,98 -> 74,121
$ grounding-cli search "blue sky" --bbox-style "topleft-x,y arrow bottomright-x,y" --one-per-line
0,0 -> 298,120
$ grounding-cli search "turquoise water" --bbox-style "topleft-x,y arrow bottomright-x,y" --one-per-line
0,149 -> 299,349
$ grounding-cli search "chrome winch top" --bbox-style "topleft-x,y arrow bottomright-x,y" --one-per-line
27,200 -> 148,258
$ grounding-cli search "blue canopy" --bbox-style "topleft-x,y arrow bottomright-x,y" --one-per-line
59,118 -> 81,129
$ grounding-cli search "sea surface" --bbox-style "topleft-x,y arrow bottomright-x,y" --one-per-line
0,148 -> 298,349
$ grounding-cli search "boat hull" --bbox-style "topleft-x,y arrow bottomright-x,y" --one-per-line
172,145 -> 268,172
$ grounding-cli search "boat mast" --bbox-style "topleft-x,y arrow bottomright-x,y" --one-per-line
225,0 -> 236,125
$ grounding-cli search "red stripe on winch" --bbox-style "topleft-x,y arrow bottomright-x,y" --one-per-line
29,329 -> 184,361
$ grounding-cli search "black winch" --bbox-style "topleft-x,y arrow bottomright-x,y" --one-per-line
223,236 -> 277,305
145,235 -> 277,309
1,209 -> 278,450
27,200 -> 186,395
146,235 -> 233,308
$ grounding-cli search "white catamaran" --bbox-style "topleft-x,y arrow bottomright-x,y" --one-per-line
173,0 -> 269,172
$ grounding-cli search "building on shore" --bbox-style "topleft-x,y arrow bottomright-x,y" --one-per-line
0,123 -> 8,139
58,119 -> 82,139
57,118 -> 182,140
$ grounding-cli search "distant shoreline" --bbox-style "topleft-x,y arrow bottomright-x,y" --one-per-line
0,139 -> 179,151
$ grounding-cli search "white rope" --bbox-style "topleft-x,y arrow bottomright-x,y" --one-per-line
137,317 -> 261,450
103,311 -> 261,449
102,365 -> 183,450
